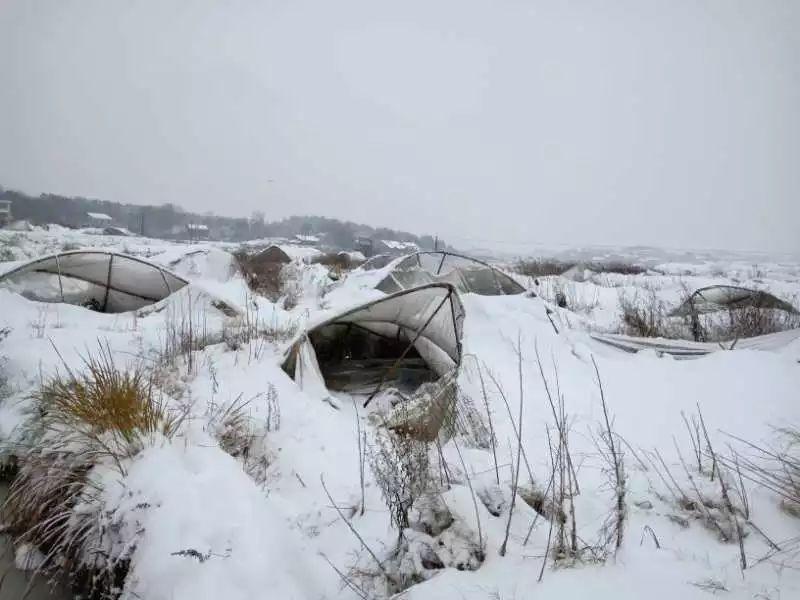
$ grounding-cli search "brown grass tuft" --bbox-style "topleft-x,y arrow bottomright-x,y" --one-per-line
37,344 -> 178,445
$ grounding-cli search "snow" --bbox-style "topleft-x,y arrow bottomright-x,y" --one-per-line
99,438 -> 330,600
0,227 -> 799,600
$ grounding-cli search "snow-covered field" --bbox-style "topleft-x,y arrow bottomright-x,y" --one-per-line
1,227 -> 799,600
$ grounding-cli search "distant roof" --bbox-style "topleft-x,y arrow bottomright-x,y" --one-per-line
186,223 -> 209,231
381,240 -> 419,251
87,212 -> 113,220
294,234 -> 320,243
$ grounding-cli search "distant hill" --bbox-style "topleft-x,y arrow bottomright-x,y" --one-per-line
0,187 -> 443,251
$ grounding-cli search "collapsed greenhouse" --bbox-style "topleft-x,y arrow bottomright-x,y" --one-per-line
282,283 -> 464,408
0,250 -> 189,313
669,285 -> 798,316
375,251 -> 525,296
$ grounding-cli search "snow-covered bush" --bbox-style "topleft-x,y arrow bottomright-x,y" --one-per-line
1,345 -> 180,595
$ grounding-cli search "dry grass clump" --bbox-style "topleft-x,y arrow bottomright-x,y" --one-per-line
618,289 -> 671,338
1,345 -> 179,596
37,347 -> 177,446
156,293 -> 226,375
206,385 -> 280,483
513,259 -> 574,278
234,248 -> 295,302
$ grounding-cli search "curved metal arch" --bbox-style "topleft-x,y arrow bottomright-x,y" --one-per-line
671,284 -> 798,317
386,250 -> 525,295
0,249 -> 189,286
0,249 -> 190,312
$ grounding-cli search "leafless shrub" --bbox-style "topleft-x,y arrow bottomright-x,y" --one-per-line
499,337 -> 525,557
353,400 -> 367,516
368,428 -> 433,534
720,427 -> 800,516
617,288 -> 674,338
157,291 -> 223,374
644,412 -> 770,568
534,348 -> 580,566
695,407 -> 747,570
591,357 -> 626,555
443,386 -> 494,451
222,295 -> 299,363
451,436 -> 485,553
320,473 -> 397,592
465,357 -> 499,484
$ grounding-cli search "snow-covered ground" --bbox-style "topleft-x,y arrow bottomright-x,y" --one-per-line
1,227 -> 799,600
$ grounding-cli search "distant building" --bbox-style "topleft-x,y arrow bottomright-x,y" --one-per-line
186,223 -> 210,240
293,234 -> 320,246
87,212 -> 113,227
375,239 -> 419,256
354,236 -> 374,257
0,199 -> 13,226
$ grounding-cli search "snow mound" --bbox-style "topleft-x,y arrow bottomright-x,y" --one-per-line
95,439 -> 328,600
163,247 -> 240,283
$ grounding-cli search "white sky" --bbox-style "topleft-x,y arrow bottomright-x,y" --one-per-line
1,1 -> 798,253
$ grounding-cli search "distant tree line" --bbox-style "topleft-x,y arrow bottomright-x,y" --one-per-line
0,187 -> 443,250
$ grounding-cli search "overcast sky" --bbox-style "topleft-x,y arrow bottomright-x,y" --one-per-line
1,1 -> 797,253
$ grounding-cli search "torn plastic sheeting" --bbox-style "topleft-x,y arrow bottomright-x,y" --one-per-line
293,336 -> 331,400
